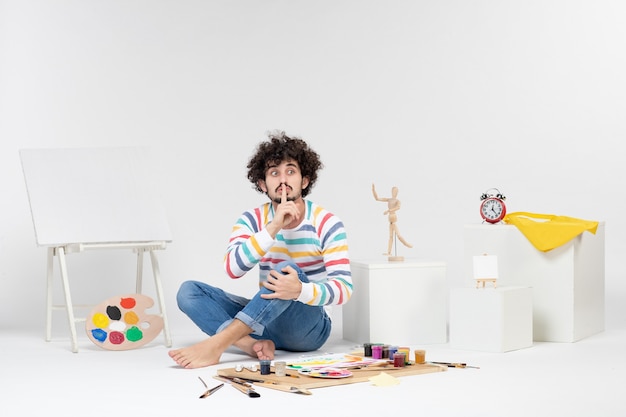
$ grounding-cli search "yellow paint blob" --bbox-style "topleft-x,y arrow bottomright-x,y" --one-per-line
91,312 -> 109,328
124,311 -> 140,325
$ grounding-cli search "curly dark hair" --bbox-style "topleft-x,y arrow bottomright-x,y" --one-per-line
247,130 -> 323,198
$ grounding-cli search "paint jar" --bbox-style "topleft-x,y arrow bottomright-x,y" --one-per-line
260,359 -> 271,375
398,347 -> 410,364
274,361 -> 287,377
382,345 -> 390,359
363,343 -> 373,357
393,352 -> 406,368
414,349 -> 426,364
388,345 -> 398,360
371,344 -> 383,359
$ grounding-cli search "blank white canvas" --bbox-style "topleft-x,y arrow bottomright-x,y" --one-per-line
20,147 -> 172,246
473,255 -> 499,279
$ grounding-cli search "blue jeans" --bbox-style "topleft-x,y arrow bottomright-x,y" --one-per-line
176,261 -> 332,352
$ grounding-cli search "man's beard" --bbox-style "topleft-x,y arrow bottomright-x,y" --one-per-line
270,195 -> 299,204
269,190 -> 300,204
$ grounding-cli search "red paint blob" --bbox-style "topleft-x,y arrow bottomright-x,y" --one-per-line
109,331 -> 125,344
120,297 -> 136,309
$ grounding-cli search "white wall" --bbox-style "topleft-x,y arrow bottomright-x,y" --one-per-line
1,0 -> 625,337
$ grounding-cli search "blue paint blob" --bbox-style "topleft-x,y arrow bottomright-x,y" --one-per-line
91,328 -> 108,343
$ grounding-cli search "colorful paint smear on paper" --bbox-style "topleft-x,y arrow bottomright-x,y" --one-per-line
287,353 -> 385,370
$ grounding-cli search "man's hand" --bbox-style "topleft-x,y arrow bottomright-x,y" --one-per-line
260,265 -> 303,300
267,184 -> 300,237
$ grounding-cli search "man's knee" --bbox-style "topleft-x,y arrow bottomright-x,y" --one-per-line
273,261 -> 308,283
273,261 -> 297,273
176,280 -> 200,311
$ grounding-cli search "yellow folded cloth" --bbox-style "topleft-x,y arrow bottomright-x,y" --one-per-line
503,212 -> 599,252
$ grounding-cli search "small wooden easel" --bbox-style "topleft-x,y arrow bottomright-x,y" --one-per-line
475,277 -> 497,289
473,254 -> 498,289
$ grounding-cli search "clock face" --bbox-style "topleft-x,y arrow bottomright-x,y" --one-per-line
480,198 -> 506,223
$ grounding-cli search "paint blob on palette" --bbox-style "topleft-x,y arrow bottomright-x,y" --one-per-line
85,294 -> 163,350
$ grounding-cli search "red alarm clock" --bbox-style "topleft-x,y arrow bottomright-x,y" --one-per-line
480,188 -> 506,224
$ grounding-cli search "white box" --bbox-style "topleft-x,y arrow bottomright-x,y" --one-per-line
450,286 -> 533,352
464,223 -> 605,342
342,259 -> 447,345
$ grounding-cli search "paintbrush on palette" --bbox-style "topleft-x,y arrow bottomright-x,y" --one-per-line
217,374 -> 312,395
214,376 -> 261,398
253,381 -> 312,395
430,361 -> 480,369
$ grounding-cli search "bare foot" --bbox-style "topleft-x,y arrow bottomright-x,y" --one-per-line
252,340 -> 275,360
168,338 -> 223,369
234,336 -> 275,360
168,320 -> 273,369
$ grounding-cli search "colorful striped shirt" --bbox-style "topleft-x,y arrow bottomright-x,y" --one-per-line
224,200 -> 352,307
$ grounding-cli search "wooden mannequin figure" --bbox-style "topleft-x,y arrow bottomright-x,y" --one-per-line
372,184 -> 413,261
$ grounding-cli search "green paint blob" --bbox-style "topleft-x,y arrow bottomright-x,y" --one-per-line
126,326 -> 143,342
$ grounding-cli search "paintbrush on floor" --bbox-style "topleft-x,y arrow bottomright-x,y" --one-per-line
197,377 -> 224,398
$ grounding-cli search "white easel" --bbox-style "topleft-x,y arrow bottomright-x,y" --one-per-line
21,147 -> 173,352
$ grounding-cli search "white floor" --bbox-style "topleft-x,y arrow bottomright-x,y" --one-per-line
2,319 -> 625,417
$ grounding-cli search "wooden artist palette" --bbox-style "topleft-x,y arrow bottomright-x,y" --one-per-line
85,294 -> 163,350
217,360 -> 446,390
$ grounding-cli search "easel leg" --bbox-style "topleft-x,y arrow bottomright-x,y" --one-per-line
57,247 -> 79,353
46,248 -> 54,342
136,250 -> 144,293
150,250 -> 172,347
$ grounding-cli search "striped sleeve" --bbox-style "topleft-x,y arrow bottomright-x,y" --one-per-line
224,205 -> 274,278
